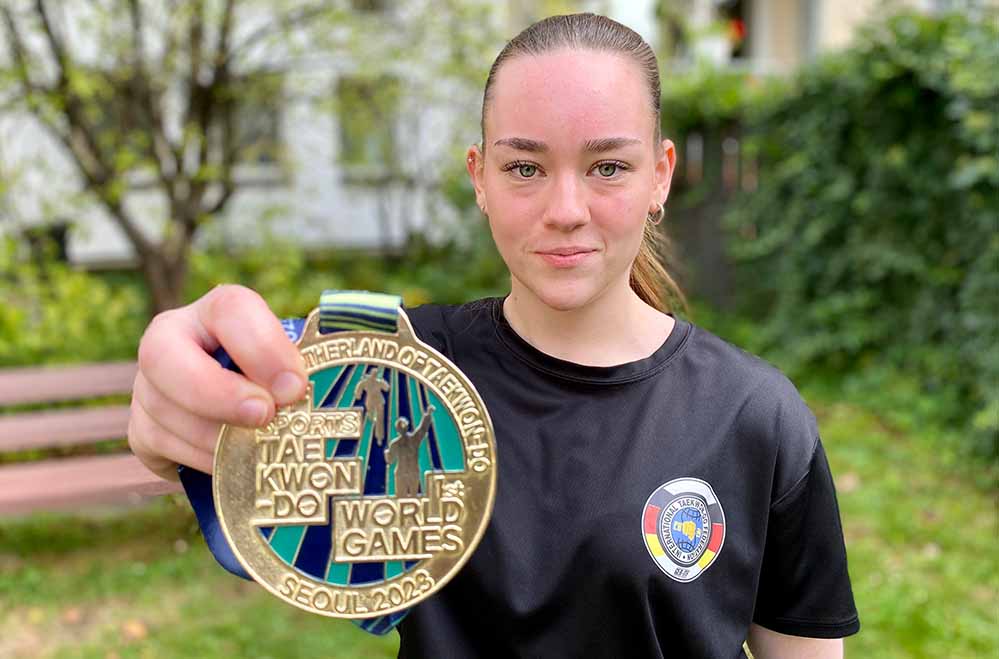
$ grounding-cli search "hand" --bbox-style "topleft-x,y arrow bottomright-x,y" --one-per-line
127,284 -> 307,481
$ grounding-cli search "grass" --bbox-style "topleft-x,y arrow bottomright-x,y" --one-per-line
805,389 -> 998,658
1,383 -> 995,658
0,500 -> 398,658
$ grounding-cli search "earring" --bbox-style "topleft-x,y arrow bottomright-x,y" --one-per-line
647,201 -> 665,225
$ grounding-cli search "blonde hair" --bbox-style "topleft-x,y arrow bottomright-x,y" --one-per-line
480,12 -> 689,316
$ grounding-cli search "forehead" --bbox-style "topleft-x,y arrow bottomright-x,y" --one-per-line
487,48 -> 652,147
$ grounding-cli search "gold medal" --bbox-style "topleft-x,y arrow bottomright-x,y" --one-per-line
213,292 -> 496,618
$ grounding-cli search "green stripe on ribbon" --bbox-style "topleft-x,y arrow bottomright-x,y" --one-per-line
319,290 -> 402,334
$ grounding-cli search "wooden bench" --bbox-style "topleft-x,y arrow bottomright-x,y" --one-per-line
0,361 -> 182,516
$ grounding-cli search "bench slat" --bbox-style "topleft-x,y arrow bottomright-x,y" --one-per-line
0,362 -> 137,405
0,405 -> 132,452
0,453 -> 183,515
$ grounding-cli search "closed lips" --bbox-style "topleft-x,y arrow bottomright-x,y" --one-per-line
537,247 -> 597,255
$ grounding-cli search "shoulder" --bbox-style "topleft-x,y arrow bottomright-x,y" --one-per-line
683,321 -> 821,501
401,297 -> 496,357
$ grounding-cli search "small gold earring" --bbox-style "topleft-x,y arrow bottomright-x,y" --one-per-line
647,201 -> 665,225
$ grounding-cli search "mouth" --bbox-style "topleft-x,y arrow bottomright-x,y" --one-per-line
534,248 -> 598,268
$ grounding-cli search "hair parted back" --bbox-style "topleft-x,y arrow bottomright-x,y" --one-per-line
479,12 -> 688,317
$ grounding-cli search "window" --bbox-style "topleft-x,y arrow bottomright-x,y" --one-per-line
225,71 -> 284,166
81,66 -> 284,173
717,0 -> 749,60
335,73 -> 401,173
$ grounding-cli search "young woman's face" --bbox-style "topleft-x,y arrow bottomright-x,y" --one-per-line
467,48 -> 675,312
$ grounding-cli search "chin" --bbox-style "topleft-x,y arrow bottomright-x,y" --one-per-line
523,277 -> 602,312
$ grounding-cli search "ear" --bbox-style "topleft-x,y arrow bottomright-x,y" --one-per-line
651,138 -> 677,212
466,144 -> 488,214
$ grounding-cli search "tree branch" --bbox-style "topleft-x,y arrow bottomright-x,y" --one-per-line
196,0 -> 237,221
216,0 -> 236,67
127,0 -> 181,195
23,0 -> 156,257
180,0 -> 205,166
223,3 -> 333,67
34,0 -> 108,182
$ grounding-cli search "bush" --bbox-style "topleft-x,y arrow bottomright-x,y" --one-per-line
0,236 -> 148,367
723,10 -> 998,455
186,221 -> 508,318
0,213 -> 508,369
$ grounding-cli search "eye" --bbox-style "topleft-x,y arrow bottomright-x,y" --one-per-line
593,161 -> 629,178
502,160 -> 540,179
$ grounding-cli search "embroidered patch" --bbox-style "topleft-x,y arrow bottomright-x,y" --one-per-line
642,478 -> 725,583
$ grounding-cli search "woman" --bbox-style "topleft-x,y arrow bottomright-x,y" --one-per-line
129,13 -> 859,658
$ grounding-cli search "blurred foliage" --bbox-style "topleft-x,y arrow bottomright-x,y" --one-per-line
184,222 -> 507,320
0,236 -> 149,366
719,10 -> 999,457
0,213 -> 506,369
660,63 -> 778,135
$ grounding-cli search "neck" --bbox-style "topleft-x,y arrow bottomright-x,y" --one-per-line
502,276 -> 675,367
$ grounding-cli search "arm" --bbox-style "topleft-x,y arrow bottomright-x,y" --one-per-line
747,624 -> 844,659
415,404 -> 435,434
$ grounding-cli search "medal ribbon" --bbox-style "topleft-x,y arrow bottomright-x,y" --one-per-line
179,289 -> 410,635
318,290 -> 401,334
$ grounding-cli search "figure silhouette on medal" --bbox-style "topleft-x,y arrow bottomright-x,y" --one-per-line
354,370 -> 391,445
385,404 -> 436,497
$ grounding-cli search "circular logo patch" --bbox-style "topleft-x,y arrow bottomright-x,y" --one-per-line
642,478 -> 725,583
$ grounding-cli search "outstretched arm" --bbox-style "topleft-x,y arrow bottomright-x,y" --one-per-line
414,404 -> 436,435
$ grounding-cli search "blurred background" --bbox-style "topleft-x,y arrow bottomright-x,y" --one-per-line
0,0 -> 995,657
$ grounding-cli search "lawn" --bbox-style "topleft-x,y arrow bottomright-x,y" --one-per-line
1,384 -> 995,658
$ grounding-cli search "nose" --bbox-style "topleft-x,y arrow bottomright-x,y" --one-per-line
542,170 -> 589,231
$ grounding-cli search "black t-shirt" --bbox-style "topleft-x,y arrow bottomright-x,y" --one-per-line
394,296 -> 860,658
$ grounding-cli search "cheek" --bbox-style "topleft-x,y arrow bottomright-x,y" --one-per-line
483,187 -> 535,246
484,211 -> 524,264
595,199 -> 646,252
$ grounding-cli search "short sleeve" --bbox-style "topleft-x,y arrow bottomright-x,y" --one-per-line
401,302 -> 451,356
752,437 -> 861,638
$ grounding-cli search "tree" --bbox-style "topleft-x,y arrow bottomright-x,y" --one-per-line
0,0 -> 504,314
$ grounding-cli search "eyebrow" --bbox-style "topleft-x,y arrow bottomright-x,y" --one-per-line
492,137 -> 642,154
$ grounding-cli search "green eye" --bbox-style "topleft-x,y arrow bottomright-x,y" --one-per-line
517,163 -> 537,178
597,163 -> 618,177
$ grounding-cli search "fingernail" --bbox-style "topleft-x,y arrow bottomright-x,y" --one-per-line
272,371 -> 305,404
239,398 -> 270,427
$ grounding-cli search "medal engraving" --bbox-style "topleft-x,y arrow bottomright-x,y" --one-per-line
214,305 -> 497,617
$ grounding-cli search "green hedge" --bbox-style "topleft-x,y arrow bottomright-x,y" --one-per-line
0,238 -> 149,366
722,10 -> 998,455
0,221 -> 508,369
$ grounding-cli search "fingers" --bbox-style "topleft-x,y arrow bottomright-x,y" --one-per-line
137,285 -> 305,428
128,395 -> 214,480
194,284 -> 307,406
139,311 -> 275,427
132,371 -> 222,454
132,284 -> 309,481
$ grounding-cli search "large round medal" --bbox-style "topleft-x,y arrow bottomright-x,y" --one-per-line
214,292 -> 497,618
